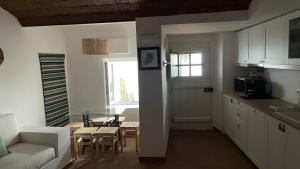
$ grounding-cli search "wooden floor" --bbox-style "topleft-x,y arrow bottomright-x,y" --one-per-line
68,130 -> 258,169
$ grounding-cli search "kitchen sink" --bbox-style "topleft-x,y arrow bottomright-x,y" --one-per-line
268,105 -> 300,112
269,105 -> 300,123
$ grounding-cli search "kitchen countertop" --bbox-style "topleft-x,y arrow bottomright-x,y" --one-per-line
223,91 -> 300,130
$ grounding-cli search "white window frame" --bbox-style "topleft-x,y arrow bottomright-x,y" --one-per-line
170,52 -> 204,78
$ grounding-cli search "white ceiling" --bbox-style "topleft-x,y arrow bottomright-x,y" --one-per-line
61,21 -> 136,39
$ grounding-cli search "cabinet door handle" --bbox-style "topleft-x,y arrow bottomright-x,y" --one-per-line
278,123 -> 282,131
282,124 -> 286,132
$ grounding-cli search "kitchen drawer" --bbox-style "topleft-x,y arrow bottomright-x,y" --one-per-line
234,100 -> 249,123
234,118 -> 247,152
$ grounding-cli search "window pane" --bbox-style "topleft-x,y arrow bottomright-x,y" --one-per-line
108,61 -> 139,104
171,66 -> 179,78
170,54 -> 178,65
179,66 -> 190,77
179,54 -> 190,65
191,53 -> 202,64
191,65 -> 202,76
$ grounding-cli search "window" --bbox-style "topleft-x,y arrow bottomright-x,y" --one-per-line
106,61 -> 139,106
171,53 -> 203,78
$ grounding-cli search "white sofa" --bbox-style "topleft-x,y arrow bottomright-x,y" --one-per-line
0,113 -> 71,169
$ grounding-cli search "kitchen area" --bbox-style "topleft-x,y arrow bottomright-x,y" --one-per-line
222,8 -> 300,169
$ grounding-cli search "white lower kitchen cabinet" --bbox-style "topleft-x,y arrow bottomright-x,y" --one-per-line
286,125 -> 300,169
233,117 -> 247,152
265,114 -> 286,169
223,95 -> 236,139
265,114 -> 300,169
223,94 -> 300,169
247,108 -> 265,169
233,100 -> 248,152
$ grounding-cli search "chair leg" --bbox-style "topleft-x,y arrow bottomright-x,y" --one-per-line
112,143 -> 115,160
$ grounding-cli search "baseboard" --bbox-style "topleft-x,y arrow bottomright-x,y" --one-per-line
139,157 -> 166,162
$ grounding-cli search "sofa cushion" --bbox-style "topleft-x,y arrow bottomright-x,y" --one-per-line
0,136 -> 8,157
0,114 -> 20,146
0,143 -> 55,169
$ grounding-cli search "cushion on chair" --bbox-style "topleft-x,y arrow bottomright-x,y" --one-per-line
0,143 -> 55,169
0,114 -> 20,146
0,136 -> 8,157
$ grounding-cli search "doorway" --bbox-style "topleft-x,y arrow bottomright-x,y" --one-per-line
168,35 -> 213,130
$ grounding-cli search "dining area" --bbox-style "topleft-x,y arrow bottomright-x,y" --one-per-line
65,109 -> 140,161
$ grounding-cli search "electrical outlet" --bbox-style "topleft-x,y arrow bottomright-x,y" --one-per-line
297,89 -> 300,96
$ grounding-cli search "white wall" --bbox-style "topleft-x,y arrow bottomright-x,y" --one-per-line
62,23 -> 137,118
0,8 -> 67,127
265,69 -> 300,104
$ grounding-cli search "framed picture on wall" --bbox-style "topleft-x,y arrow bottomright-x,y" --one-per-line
138,47 -> 161,70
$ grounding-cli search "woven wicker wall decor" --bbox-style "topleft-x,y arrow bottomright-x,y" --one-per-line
82,38 -> 108,55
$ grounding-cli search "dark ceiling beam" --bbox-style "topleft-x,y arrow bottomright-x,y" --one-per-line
10,1 -> 250,18
0,0 -> 252,26
0,0 -> 143,11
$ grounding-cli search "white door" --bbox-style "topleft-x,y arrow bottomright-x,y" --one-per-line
265,115 -> 286,169
265,16 -> 286,65
238,29 -> 249,64
286,125 -> 300,169
247,108 -> 265,169
249,24 -> 264,64
170,44 -> 211,130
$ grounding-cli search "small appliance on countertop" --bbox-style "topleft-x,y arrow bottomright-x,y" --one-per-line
234,75 -> 275,99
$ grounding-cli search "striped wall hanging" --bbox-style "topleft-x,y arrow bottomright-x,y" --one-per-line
39,54 -> 70,127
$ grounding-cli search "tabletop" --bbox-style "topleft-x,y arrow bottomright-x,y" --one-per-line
65,122 -> 84,128
73,127 -> 98,135
94,127 -> 119,135
121,122 -> 139,128
91,116 -> 126,123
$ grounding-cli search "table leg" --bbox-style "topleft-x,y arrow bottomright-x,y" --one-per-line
96,135 -> 99,158
135,129 -> 138,152
74,135 -> 78,160
120,129 -> 124,153
112,136 -> 116,160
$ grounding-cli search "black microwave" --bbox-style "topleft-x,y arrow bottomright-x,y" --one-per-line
234,77 -> 266,98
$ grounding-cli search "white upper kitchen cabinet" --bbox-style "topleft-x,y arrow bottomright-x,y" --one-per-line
238,29 -> 249,64
265,115 -> 286,169
265,16 -> 286,65
248,24 -> 264,64
285,10 -> 300,65
286,125 -> 300,169
247,108 -> 265,169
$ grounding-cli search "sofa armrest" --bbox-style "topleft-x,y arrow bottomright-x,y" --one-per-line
19,126 -> 70,158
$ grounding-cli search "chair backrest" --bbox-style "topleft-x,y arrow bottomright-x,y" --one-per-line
82,111 -> 90,127
0,114 -> 20,146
